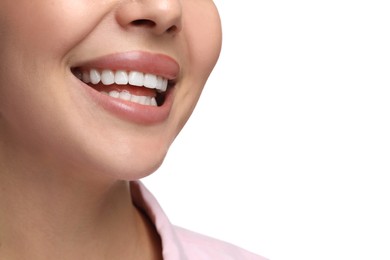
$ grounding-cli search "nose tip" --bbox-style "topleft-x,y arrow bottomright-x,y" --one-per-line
116,0 -> 182,35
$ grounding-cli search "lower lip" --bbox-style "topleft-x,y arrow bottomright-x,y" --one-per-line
80,82 -> 174,125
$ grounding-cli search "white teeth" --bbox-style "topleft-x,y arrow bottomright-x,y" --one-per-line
82,71 -> 91,83
103,90 -> 157,106
108,90 -> 120,98
151,97 -> 158,106
78,68 -> 169,107
81,69 -> 169,91
101,70 -> 115,85
115,70 -> 128,85
128,71 -> 144,87
144,74 -> 158,89
119,91 -> 132,101
90,69 -> 101,84
159,77 -> 168,92
138,96 -> 148,105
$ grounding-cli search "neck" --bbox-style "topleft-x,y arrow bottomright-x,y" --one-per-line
0,159 -> 162,259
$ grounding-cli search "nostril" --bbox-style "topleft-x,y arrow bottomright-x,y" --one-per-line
130,19 -> 180,34
166,25 -> 178,34
131,19 -> 156,28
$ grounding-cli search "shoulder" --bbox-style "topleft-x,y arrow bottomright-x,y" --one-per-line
173,226 -> 268,260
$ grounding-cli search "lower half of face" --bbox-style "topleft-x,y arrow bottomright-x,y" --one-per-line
0,0 -> 222,181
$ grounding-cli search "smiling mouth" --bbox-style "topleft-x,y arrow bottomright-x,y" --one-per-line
71,68 -> 174,107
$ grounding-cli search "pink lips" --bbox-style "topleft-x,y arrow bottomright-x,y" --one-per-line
75,51 -> 180,125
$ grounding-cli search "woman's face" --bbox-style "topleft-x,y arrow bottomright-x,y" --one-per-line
0,0 -> 222,179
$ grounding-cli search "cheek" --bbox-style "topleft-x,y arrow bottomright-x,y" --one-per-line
183,1 -> 222,79
0,0 -> 111,58
169,2 -> 222,132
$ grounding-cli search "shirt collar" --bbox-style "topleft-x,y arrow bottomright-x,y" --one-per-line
131,181 -> 187,260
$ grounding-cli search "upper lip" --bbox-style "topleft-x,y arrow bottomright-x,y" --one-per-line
72,51 -> 180,80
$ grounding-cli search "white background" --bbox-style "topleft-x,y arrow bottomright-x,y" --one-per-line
144,1 -> 390,259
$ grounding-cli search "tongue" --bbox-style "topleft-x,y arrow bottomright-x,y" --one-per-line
91,84 -> 157,97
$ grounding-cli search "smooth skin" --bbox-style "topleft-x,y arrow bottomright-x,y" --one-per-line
0,0 -> 222,259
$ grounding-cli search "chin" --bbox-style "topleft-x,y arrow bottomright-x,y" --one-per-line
74,141 -> 169,182
110,156 -> 165,181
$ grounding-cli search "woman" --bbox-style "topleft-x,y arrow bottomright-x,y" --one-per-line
0,0 -> 266,259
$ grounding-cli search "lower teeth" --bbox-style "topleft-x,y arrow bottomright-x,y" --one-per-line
100,90 -> 158,106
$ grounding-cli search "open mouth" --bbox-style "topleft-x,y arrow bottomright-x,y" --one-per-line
71,68 -> 175,107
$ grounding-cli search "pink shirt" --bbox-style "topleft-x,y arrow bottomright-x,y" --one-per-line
131,181 -> 267,260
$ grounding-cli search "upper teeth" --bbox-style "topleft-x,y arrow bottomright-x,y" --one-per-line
80,69 -> 168,92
